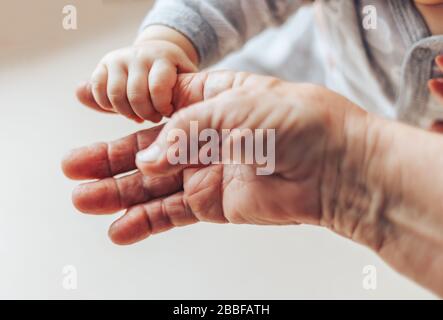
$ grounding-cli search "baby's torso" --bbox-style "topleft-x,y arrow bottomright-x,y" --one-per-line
317,0 -> 443,127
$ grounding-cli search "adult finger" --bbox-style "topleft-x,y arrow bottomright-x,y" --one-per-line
62,125 -> 163,180
108,191 -> 198,245
72,171 -> 182,215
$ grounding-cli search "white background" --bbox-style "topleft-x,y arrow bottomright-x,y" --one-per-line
0,0 -> 435,299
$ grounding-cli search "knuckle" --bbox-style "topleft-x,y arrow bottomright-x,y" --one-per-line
90,79 -> 104,92
134,48 -> 150,61
108,89 -> 126,103
108,87 -> 125,98
102,48 -> 128,63
134,43 -> 177,63
133,47 -> 160,64
150,82 -> 169,96
127,92 -> 147,105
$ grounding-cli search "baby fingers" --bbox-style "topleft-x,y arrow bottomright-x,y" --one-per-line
90,63 -> 113,111
106,63 -> 144,123
149,59 -> 177,117
127,60 -> 162,122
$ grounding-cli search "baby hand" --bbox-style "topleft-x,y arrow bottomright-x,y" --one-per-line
76,39 -> 198,123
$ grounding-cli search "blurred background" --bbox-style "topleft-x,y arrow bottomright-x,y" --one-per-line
0,0 -> 435,299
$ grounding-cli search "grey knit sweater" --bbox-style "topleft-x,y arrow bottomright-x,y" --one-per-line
141,0 -> 443,127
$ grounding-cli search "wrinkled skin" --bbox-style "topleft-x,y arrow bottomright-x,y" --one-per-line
65,71 -> 371,246
66,70 -> 443,297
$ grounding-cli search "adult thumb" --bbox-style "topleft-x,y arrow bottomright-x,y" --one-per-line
136,71 -> 276,177
172,70 -> 251,110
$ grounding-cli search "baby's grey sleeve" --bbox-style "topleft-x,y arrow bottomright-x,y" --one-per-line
140,0 -> 304,67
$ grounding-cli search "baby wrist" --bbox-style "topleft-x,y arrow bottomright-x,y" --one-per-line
135,25 -> 200,66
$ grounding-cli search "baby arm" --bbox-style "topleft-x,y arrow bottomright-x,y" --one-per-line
77,0 -> 305,122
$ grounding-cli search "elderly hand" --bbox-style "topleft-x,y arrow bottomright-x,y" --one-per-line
63,70 -> 382,247
64,70 -> 443,297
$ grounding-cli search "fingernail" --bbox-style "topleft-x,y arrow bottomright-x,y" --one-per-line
137,144 -> 161,163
